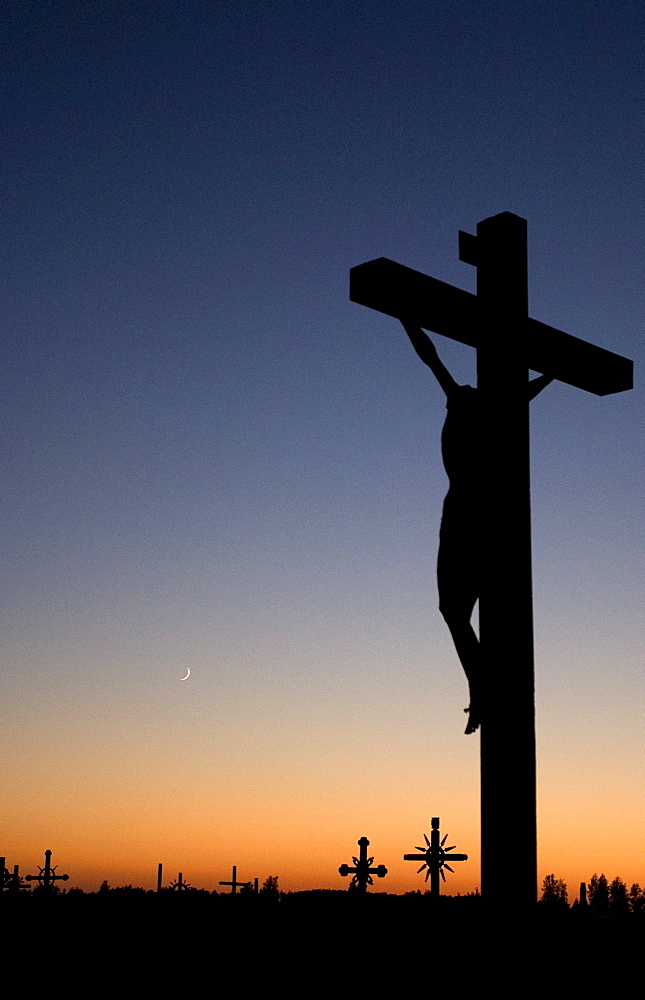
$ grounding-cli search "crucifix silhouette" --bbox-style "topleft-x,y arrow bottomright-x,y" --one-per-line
350,212 -> 633,906
25,849 -> 69,893
338,836 -> 388,892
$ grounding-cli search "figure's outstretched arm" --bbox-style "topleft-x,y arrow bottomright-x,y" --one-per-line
400,320 -> 459,397
527,374 -> 554,400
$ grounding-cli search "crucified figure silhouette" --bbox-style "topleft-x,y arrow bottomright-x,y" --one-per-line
401,321 -> 553,734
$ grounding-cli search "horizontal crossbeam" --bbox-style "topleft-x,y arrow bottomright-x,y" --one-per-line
339,864 -> 387,875
25,872 -> 69,881
350,258 -> 633,396
403,853 -> 468,862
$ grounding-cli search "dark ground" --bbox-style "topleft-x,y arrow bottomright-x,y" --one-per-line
5,891 -> 639,989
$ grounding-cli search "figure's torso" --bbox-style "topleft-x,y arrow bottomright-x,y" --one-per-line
441,385 -> 480,489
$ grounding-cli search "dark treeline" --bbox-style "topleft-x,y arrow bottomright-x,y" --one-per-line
7,870 -> 644,912
540,872 -> 645,915
5,874 -> 644,927
5,870 -> 645,913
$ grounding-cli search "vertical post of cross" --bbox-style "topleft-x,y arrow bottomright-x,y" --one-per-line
429,818 -> 441,898
469,212 -> 537,907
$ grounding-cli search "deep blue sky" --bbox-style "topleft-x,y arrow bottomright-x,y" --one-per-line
3,2 -> 643,891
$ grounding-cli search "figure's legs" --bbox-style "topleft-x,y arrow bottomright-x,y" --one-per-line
437,525 -> 481,733
439,593 -> 481,733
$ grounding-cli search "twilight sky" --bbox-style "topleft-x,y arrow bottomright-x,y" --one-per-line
3,1 -> 643,895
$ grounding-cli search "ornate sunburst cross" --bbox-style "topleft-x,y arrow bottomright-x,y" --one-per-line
404,817 -> 468,897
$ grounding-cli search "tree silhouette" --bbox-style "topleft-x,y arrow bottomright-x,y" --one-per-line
588,873 -> 609,915
260,876 -> 280,900
628,884 -> 644,914
609,876 -> 629,916
540,874 -> 568,908
32,883 -> 61,895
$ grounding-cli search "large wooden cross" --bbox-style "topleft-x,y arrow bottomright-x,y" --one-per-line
350,212 -> 633,907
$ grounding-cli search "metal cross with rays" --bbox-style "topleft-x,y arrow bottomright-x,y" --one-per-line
404,817 -> 467,897
7,864 -> 28,893
1,859 -> 29,894
169,872 -> 192,891
25,849 -> 69,893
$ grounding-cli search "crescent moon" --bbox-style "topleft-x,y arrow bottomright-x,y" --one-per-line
180,668 -> 191,681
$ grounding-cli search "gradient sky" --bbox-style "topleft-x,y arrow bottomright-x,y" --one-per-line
3,2 -> 643,896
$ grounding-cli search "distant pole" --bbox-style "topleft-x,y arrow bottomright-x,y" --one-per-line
157,863 -> 163,892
